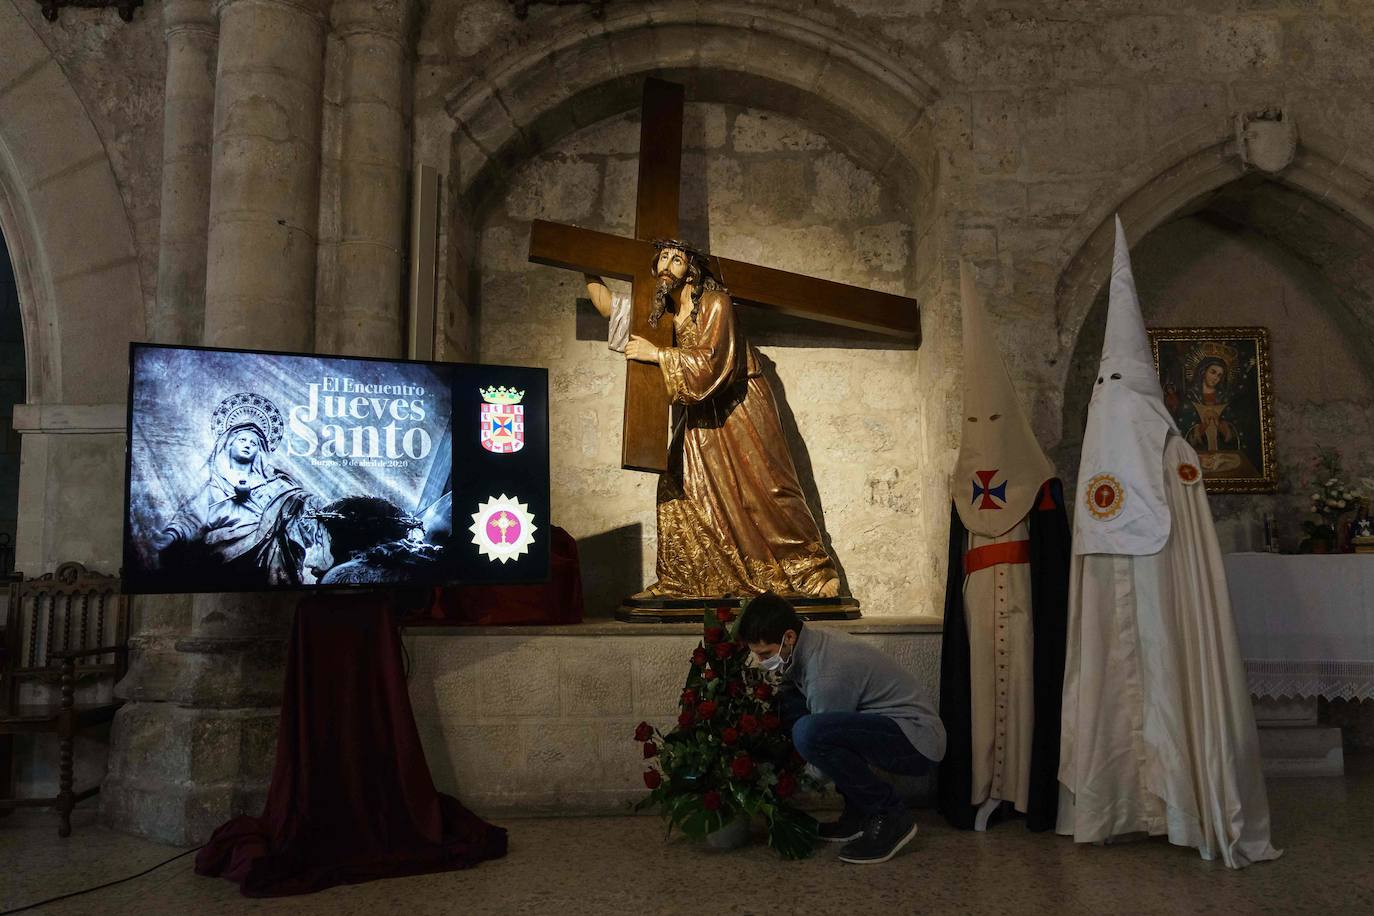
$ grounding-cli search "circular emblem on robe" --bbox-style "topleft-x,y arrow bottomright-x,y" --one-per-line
469,494 -> 537,563
1178,462 -> 1201,485
1084,473 -> 1124,521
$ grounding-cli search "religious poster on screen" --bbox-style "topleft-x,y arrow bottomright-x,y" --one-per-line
123,344 -> 550,594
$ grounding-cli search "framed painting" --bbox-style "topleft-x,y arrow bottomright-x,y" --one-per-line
1148,326 -> 1277,494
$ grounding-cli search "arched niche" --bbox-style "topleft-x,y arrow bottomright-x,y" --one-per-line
427,3 -> 955,616
1056,154 -> 1374,551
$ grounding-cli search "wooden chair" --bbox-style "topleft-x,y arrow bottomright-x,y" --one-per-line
0,562 -> 128,837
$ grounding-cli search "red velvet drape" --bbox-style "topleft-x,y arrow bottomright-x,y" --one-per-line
195,593 -> 507,897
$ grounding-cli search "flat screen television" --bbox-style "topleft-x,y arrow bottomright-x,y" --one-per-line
122,343 -> 550,594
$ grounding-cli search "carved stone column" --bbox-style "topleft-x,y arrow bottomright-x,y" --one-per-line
317,0 -> 411,358
202,0 -> 329,349
153,0 -> 217,346
102,0 -> 331,846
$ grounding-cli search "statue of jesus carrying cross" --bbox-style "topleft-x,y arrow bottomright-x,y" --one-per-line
585,239 -> 842,601
530,78 -> 919,618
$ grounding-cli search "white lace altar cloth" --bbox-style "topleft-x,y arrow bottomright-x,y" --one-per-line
1224,553 -> 1374,701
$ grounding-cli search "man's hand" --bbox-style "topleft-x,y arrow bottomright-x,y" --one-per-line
625,334 -> 661,364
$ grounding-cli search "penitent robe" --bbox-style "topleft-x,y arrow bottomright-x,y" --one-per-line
1057,435 -> 1281,868
608,290 -> 838,598
1058,215 -> 1279,869
940,481 -> 1070,831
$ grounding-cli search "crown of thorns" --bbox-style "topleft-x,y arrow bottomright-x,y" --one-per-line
651,238 -> 711,264
307,502 -> 422,529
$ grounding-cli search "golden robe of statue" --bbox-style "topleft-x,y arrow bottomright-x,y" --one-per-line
589,242 -> 841,599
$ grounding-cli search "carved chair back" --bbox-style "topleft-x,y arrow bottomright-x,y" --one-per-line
2,562 -> 128,714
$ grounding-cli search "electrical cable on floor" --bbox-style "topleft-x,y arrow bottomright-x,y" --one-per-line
0,844 -> 204,915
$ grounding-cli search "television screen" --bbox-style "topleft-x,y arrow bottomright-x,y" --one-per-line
122,343 -> 550,594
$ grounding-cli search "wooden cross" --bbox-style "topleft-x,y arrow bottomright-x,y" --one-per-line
528,78 -> 921,474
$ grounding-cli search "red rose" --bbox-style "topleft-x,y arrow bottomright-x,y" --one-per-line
633,721 -> 654,742
644,769 -> 662,789
692,648 -> 708,667
702,667 -> 718,681
762,712 -> 781,732
731,754 -> 755,779
775,772 -> 797,799
739,713 -> 760,734
721,727 -> 739,745
753,684 -> 773,700
697,700 -> 718,719
678,710 -> 694,729
680,688 -> 698,706
703,789 -> 722,811
705,626 -> 724,644
715,606 -> 735,623
642,742 -> 658,759
714,642 -> 734,660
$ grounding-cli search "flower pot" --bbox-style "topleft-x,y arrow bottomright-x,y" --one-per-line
704,816 -> 751,851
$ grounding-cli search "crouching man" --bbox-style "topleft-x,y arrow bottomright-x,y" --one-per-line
738,593 -> 946,864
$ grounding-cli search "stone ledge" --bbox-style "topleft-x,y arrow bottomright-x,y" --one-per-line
404,614 -> 944,638
405,622 -> 943,817
11,402 -> 126,434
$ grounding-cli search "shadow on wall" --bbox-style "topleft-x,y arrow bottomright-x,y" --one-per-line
576,523 -> 644,614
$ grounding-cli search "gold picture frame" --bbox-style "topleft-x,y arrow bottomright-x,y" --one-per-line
1148,326 -> 1277,494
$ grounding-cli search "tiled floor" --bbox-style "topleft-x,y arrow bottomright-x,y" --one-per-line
3,755 -> 1372,915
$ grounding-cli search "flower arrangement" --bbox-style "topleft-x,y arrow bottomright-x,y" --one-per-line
1303,448 -> 1360,551
633,604 -> 818,859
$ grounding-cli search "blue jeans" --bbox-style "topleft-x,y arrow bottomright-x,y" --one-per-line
789,711 -> 934,818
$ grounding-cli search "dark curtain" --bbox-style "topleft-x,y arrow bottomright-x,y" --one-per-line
195,592 -> 507,897
937,479 -> 1071,832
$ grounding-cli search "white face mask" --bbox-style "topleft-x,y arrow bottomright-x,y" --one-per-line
758,634 -> 793,673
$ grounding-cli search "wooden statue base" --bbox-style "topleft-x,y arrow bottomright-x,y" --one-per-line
616,595 -> 861,624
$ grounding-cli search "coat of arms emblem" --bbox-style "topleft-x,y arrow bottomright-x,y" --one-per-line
479,385 -> 525,454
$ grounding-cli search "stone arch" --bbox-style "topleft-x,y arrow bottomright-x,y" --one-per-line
0,5 -> 147,405
1054,128 -> 1374,357
445,1 -> 942,212
1052,126 -> 1374,473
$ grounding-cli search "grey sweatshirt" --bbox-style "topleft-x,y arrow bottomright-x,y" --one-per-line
783,625 -> 946,761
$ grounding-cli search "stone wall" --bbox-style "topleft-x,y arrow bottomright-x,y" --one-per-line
405,618 -> 941,815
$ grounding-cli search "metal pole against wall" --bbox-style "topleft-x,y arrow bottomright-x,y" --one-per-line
408,165 -> 439,361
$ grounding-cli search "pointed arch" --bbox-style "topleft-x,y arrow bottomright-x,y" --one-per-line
0,2 -> 147,404
444,1 -> 943,212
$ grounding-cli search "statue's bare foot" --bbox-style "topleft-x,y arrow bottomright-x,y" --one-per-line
816,576 -> 841,599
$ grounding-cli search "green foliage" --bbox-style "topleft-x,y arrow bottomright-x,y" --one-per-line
631,602 -> 817,858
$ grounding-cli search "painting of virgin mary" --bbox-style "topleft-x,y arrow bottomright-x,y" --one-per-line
1150,326 -> 1276,493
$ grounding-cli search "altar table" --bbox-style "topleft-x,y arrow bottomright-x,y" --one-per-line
1224,553 -> 1374,702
